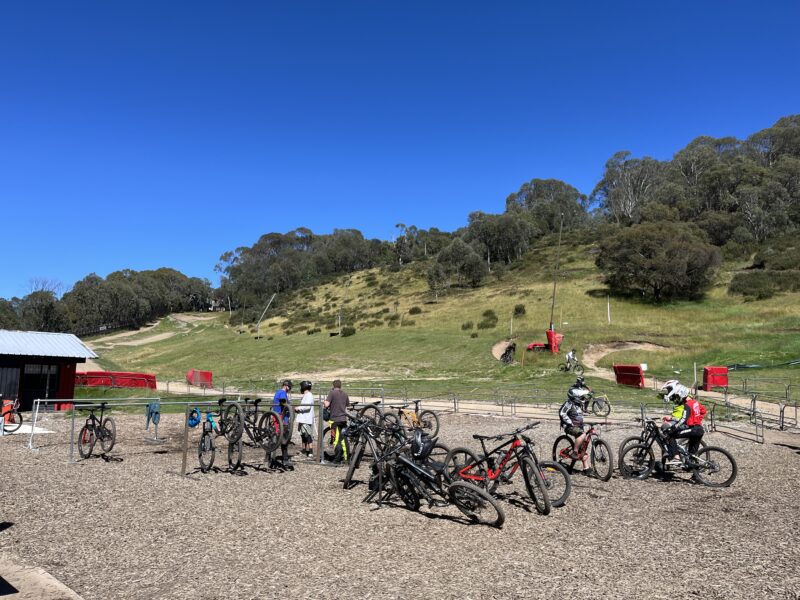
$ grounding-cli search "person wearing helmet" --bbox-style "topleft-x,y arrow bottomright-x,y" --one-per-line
662,384 -> 707,466
559,378 -> 593,473
295,380 -> 315,458
566,348 -> 578,370
273,379 -> 294,469
324,379 -> 350,465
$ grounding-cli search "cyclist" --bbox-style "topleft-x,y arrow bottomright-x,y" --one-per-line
565,348 -> 578,370
662,383 -> 706,465
273,379 -> 294,470
296,380 -> 315,458
559,376 -> 592,473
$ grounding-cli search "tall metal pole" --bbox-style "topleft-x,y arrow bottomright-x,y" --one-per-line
255,293 -> 277,338
549,213 -> 564,331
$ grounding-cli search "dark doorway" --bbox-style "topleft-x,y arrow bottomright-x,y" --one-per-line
20,363 -> 59,408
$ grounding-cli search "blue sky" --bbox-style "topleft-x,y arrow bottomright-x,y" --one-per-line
1,1 -> 798,298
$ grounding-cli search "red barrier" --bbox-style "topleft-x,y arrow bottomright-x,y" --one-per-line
702,366 -> 728,390
186,369 -> 213,388
75,371 -> 157,390
546,330 -> 564,354
613,364 -> 645,388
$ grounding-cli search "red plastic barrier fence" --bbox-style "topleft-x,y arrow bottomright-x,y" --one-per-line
75,371 -> 157,390
702,366 -> 728,390
613,364 -> 645,388
186,369 -> 213,388
545,330 -> 564,354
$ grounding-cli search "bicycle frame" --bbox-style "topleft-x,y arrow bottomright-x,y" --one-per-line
458,436 -> 528,485
1,398 -> 20,416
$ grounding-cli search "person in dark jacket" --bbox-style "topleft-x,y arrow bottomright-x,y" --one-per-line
324,379 -> 350,464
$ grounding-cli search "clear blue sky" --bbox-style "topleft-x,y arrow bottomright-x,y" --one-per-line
1,1 -> 798,299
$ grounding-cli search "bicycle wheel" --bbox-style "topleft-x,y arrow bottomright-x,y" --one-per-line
520,457 -> 552,515
692,446 -> 737,488
78,425 -> 95,459
228,439 -> 243,470
443,447 -> 484,485
591,438 -> 614,481
394,471 -> 421,511
618,436 -> 642,466
538,460 -> 572,508
448,481 -> 505,528
279,404 -> 295,444
380,413 -> 404,446
358,404 -> 383,425
558,363 -> 568,373
343,442 -> 364,489
223,402 -> 244,443
573,364 -> 584,376
99,417 -> 116,453
552,435 -> 576,469
591,398 -> 611,417
3,410 -> 23,433
198,431 -> 215,473
619,443 -> 654,479
426,442 -> 450,474
257,410 -> 283,454
417,410 -> 440,437
322,426 -> 336,461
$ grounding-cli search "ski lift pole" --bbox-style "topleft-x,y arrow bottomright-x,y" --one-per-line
255,293 -> 277,337
549,213 -> 564,331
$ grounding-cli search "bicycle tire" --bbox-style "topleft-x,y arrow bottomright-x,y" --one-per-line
322,426 -> 336,461
552,435 -> 576,469
3,410 -> 23,433
573,364 -> 584,376
279,404 -> 295,444
619,443 -> 654,479
591,438 -> 614,481
538,460 -> 572,508
618,435 -> 643,465
228,439 -> 243,470
257,410 -> 283,454
380,413 -> 404,446
448,481 -> 505,528
692,446 -> 737,488
357,404 -> 383,425
417,410 -> 440,437
198,431 -> 215,473
444,446 -> 484,485
394,471 -> 421,511
223,402 -> 244,443
558,363 -> 568,373
99,417 -> 116,453
521,457 -> 552,515
343,442 -> 364,489
591,398 -> 611,417
78,424 -> 95,459
426,442 -> 450,474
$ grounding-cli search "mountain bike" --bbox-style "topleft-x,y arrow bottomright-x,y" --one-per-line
586,393 -> 612,417
619,419 -> 737,487
445,422 -> 571,513
618,418 -> 706,464
381,399 -> 440,438
558,358 -> 584,376
364,434 -> 505,528
1,398 -> 23,433
78,402 -> 117,459
190,401 -> 246,472
552,423 -> 614,481
322,401 -> 379,461
239,397 -> 283,453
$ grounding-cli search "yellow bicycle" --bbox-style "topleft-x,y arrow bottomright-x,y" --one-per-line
381,400 -> 440,437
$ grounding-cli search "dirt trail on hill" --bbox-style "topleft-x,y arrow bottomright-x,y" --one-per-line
582,341 -> 668,381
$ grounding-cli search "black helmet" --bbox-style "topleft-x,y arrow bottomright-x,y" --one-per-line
411,429 -> 436,460
300,380 -> 312,393
575,376 -> 585,387
282,379 -> 293,390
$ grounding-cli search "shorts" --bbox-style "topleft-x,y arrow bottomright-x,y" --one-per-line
565,425 -> 584,438
298,423 -> 313,443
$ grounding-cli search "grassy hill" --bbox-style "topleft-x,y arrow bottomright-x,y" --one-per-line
88,239 -> 800,398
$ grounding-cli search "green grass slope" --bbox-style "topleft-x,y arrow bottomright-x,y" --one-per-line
92,239 -> 800,397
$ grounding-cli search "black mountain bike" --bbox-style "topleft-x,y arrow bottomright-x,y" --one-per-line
78,402 -> 117,458
619,418 -> 737,487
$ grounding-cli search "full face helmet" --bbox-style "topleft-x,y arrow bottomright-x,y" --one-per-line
300,380 -> 313,393
411,429 -> 436,461
670,384 -> 690,404
659,379 -> 680,400
575,376 -> 586,388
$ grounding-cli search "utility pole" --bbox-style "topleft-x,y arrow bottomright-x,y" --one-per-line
549,213 -> 564,331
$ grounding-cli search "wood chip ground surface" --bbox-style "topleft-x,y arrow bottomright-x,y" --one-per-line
1,411 -> 798,599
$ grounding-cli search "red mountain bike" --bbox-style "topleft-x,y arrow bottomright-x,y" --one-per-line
552,423 -> 614,481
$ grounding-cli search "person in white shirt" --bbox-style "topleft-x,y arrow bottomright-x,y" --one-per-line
296,380 -> 315,458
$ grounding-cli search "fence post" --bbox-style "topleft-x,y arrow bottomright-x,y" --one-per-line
180,404 -> 190,476
779,404 -> 786,431
750,394 -> 757,416
68,406 -> 77,463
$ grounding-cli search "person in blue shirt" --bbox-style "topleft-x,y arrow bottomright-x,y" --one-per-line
273,379 -> 293,470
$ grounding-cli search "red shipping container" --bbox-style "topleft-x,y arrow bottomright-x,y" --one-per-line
703,366 -> 728,390
186,369 -> 213,388
613,364 -> 645,388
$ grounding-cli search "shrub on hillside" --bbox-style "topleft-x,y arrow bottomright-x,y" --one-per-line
461,321 -> 474,330
470,332 -> 479,338
408,306 -> 422,315
513,304 -> 526,316
401,319 -> 415,326
477,319 -> 497,330
729,270 -> 800,299
341,326 -> 356,337
596,222 -> 721,301
306,327 -> 321,335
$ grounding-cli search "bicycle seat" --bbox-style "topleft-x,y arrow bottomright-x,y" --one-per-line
472,433 -> 502,441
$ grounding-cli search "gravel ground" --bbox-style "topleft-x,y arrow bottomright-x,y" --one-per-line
1,411 -> 799,600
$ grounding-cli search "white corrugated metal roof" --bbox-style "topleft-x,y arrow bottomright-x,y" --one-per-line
0,330 -> 98,359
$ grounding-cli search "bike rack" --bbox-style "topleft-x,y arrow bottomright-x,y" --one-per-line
709,402 -> 765,444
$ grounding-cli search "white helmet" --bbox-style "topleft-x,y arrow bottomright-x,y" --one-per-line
659,379 -> 680,399
666,384 -> 690,404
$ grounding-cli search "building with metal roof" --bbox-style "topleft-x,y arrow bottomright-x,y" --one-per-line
0,330 -> 98,410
